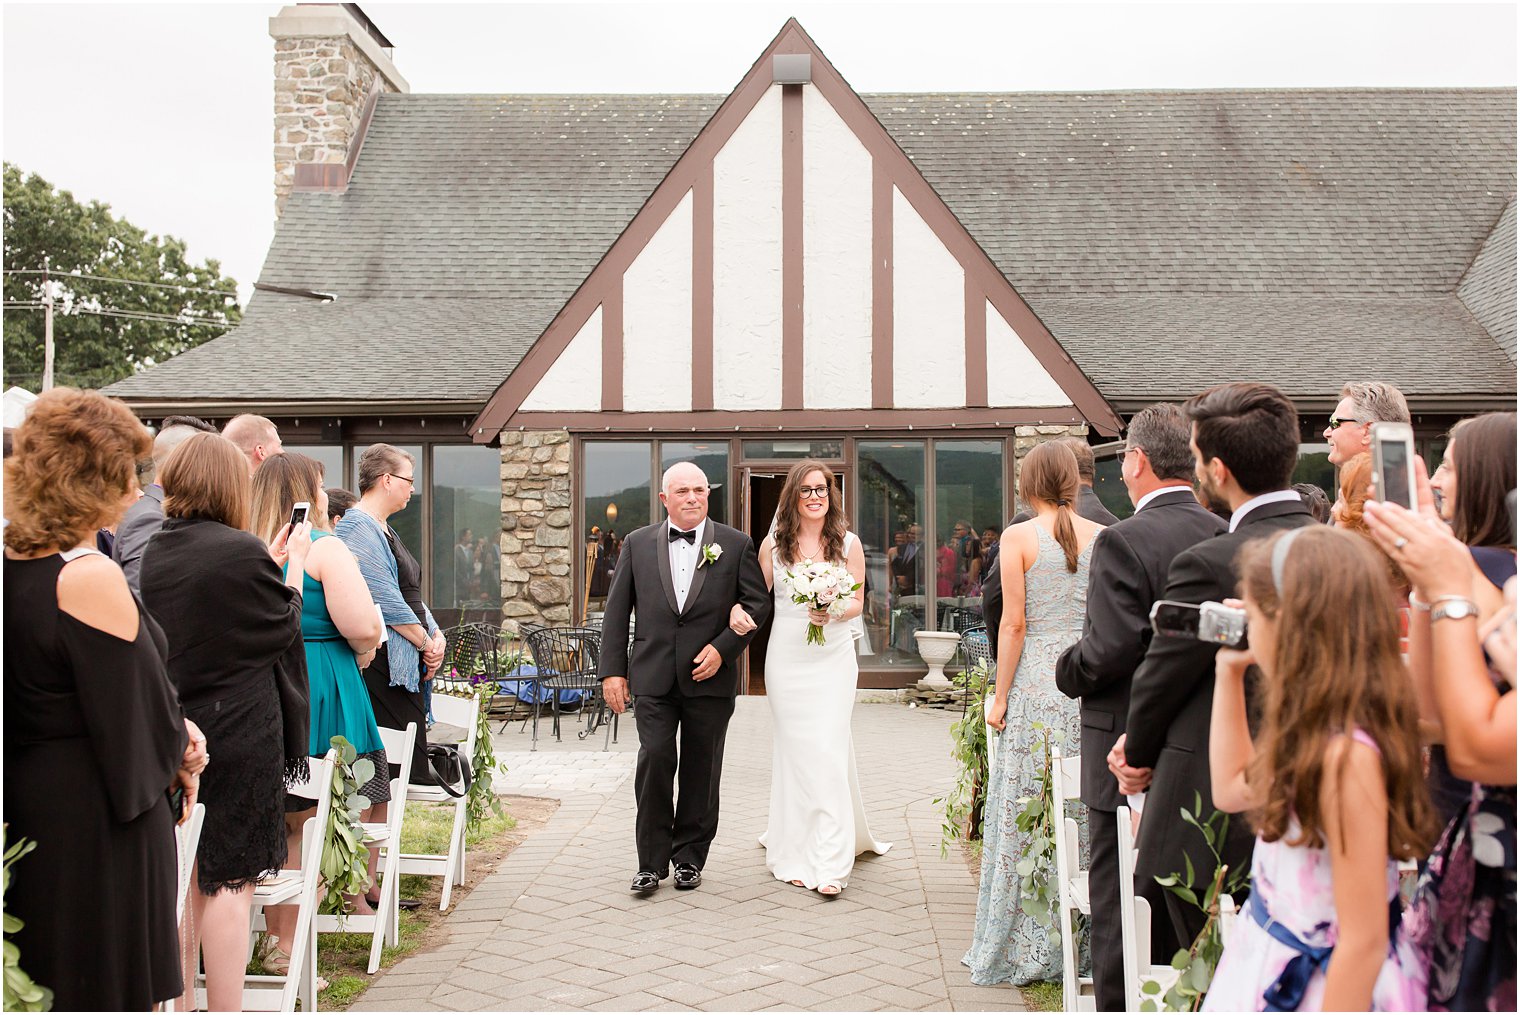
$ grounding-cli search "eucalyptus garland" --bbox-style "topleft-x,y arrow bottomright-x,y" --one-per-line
2,829 -> 51,1012
1139,792 -> 1250,1012
465,678 -> 510,836
936,658 -> 992,855
1012,722 -> 1066,951
319,736 -> 374,919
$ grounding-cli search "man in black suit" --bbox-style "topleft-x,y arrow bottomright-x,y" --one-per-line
1054,404 -> 1225,1010
599,462 -> 771,894
1116,382 -> 1316,949
985,436 -> 1118,658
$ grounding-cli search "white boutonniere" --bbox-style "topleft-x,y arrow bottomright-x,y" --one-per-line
698,542 -> 723,568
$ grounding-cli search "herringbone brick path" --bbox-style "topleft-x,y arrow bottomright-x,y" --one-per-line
352,698 -> 1024,1011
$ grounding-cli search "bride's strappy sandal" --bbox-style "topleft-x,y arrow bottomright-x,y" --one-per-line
816,881 -> 843,897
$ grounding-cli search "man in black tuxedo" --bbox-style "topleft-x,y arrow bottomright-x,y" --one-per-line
1054,404 -> 1225,1010
985,436 -> 1118,658
1116,382 -> 1316,949
599,462 -> 771,894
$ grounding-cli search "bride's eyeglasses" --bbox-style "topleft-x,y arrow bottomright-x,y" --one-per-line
798,485 -> 830,500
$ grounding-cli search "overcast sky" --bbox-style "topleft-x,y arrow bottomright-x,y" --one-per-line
4,2 -> 1514,302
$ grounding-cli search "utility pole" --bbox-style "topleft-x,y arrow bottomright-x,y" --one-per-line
41,255 -> 54,391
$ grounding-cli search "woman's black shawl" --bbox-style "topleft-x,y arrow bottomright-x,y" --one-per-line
140,516 -> 310,786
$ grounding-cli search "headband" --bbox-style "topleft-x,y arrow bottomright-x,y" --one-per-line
1270,528 -> 1305,596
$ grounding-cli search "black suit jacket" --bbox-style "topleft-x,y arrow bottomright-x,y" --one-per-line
597,518 -> 771,698
1054,489 -> 1226,811
985,485 -> 1118,658
1125,497 -> 1316,887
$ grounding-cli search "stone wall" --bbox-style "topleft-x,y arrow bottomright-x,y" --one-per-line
270,6 -> 407,215
1012,423 -> 1091,495
497,429 -> 574,631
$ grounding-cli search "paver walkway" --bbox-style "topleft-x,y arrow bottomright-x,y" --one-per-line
353,698 -> 1025,1012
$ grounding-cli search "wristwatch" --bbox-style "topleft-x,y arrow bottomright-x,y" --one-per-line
1430,598 -> 1479,623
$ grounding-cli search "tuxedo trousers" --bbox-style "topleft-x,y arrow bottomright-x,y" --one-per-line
632,688 -> 736,874
1086,807 -> 1181,1010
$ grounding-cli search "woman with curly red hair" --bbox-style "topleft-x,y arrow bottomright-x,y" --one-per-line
3,388 -> 204,1011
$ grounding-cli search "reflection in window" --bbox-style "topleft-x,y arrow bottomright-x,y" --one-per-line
1092,453 -> 1134,521
743,439 -> 843,460
856,441 -> 925,668
660,442 -> 729,526
431,446 -> 504,620
583,443 -> 652,615
934,441 -> 1003,631
1292,443 -> 1335,502
292,445 -> 345,501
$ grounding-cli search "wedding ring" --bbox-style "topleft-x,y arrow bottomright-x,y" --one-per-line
1393,537 -> 1408,550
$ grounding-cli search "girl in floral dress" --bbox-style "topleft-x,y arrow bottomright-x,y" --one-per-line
1204,527 -> 1435,1011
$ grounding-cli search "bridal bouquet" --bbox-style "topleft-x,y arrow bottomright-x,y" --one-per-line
783,561 -> 862,646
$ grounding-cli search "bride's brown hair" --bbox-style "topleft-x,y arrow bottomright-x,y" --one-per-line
774,459 -> 847,567
1240,527 -> 1434,859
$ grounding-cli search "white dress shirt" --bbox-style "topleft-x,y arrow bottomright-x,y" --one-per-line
1228,489 -> 1303,532
668,522 -> 702,610
1133,484 -> 1194,514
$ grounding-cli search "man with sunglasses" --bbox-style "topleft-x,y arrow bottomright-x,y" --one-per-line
1324,381 -> 1411,467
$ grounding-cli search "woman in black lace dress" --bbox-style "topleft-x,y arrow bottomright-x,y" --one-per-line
140,433 -> 310,1012
3,389 -> 202,1011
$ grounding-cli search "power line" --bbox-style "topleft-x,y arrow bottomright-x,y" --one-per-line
2,303 -> 235,328
3,268 -> 238,299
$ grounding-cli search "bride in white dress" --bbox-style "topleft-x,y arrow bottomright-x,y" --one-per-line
729,459 -> 891,896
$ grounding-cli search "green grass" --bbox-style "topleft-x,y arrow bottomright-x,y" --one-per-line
1019,980 -> 1063,1012
247,802 -> 519,1010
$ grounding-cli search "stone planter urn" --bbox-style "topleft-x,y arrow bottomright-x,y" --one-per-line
914,630 -> 962,691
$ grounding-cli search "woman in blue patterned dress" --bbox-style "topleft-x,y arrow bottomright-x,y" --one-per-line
964,440 -> 1104,985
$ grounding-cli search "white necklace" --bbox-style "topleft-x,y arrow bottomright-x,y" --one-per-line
798,537 -> 823,564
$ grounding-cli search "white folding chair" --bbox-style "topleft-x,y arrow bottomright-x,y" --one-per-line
398,693 -> 477,910
1117,804 -> 1181,1010
315,723 -> 417,974
1050,747 -> 1095,1012
174,803 -> 206,925
198,751 -> 334,1013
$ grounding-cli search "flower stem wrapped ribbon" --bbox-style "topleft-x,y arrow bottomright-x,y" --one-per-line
783,561 -> 862,646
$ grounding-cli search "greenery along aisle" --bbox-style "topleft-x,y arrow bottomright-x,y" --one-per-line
2,829 -> 51,1012
937,658 -> 992,855
320,736 -> 374,918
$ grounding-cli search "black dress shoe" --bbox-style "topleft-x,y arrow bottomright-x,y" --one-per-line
673,863 -> 702,890
630,870 -> 661,894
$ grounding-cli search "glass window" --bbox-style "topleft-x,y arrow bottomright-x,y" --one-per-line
933,441 -> 1003,631
351,443 -> 423,565
743,439 -> 843,460
431,446 -> 504,618
660,441 -> 729,526
583,443 -> 652,614
1292,442 -> 1335,502
1092,451 -> 1134,521
856,441 -> 926,668
290,445 -> 344,493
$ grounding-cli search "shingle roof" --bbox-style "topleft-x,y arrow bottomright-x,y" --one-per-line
1458,198 -> 1517,363
107,88 -> 1516,405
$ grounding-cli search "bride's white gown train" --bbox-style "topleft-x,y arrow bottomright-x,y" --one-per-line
759,532 -> 891,889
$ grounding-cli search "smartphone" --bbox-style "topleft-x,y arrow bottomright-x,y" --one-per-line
1371,422 -> 1417,510
288,501 -> 310,529
1150,599 -> 1249,649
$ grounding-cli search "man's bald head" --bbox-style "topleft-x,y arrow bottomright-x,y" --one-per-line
222,414 -> 283,472
661,461 -> 709,496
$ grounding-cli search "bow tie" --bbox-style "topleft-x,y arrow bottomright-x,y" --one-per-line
669,527 -> 697,544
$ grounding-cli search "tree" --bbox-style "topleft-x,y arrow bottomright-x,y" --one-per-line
3,162 -> 241,390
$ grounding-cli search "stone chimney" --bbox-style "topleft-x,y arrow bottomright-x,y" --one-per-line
270,3 -> 409,216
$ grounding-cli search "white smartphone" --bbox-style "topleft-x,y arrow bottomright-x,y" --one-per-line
1370,422 -> 1417,510
288,501 -> 310,529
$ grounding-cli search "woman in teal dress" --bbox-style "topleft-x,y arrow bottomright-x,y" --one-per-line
251,454 -> 387,970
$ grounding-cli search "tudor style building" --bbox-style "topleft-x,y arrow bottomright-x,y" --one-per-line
107,7 -> 1517,687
